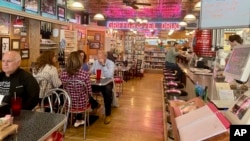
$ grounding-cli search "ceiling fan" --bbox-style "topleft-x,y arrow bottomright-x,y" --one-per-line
123,0 -> 151,9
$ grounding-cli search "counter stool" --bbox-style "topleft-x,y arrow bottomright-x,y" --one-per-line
164,72 -> 176,76
163,68 -> 174,72
165,81 -> 185,89
166,89 -> 188,100
165,76 -> 180,82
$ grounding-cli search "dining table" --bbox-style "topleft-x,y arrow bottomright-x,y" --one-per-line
5,110 -> 67,141
91,77 -> 113,86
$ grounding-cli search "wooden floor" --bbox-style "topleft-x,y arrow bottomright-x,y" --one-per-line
64,73 -> 164,141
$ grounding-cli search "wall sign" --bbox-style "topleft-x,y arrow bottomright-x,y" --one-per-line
200,0 -> 250,29
107,21 -> 180,30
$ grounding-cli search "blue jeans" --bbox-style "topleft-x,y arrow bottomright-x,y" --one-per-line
165,61 -> 183,80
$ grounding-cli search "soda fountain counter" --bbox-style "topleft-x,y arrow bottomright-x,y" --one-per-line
177,49 -> 250,109
177,61 -> 214,100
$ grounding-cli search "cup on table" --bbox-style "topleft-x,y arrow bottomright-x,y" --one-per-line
11,97 -> 22,116
96,69 -> 102,79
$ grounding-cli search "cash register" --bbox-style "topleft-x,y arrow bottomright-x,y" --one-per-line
222,45 -> 250,124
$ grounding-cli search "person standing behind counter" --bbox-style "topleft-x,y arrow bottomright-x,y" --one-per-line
165,42 -> 183,79
0,51 -> 40,110
228,34 -> 243,50
226,34 -> 243,63
89,50 -> 115,124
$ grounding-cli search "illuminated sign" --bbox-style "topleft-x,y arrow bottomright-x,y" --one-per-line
107,21 -> 180,30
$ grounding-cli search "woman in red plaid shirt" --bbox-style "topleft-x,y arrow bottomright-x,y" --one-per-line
60,51 -> 99,127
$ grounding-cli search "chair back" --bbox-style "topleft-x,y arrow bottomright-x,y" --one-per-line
135,59 -> 142,75
64,80 -> 89,113
34,75 -> 51,99
40,88 -> 71,134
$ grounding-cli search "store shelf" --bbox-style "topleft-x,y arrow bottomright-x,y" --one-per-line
144,49 -> 166,70
124,32 -> 145,70
40,47 -> 58,50
40,39 -> 58,51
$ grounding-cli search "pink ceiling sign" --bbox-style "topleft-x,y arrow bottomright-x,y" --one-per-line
107,21 -> 180,30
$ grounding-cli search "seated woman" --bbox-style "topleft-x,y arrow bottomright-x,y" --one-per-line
60,51 -> 100,127
33,50 -> 62,100
78,50 -> 89,71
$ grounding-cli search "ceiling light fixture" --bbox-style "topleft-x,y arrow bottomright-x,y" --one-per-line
93,13 -> 105,21
168,30 -> 174,36
184,14 -> 196,21
128,18 -> 135,23
193,2 -> 201,11
136,18 -> 142,23
127,18 -> 148,23
141,19 -> 148,23
93,0 -> 105,21
68,1 -> 85,11
179,21 -> 187,27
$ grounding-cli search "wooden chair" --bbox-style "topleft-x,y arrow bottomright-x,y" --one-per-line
40,88 -> 71,141
64,80 -> 91,140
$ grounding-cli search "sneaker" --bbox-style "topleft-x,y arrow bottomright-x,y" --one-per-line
74,120 -> 85,127
104,116 -> 111,124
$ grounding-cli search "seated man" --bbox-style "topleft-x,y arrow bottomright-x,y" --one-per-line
90,50 -> 115,124
0,51 -> 40,110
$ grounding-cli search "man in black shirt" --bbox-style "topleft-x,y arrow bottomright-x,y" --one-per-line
0,51 -> 40,110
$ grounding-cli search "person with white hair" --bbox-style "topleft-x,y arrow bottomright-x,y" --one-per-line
90,50 -> 115,124
0,51 -> 40,110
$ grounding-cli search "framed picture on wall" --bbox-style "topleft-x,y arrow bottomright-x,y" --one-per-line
77,31 -> 82,41
57,0 -> 65,6
75,14 -> 81,24
10,0 -> 21,5
24,0 -> 39,12
87,35 -> 94,41
89,42 -> 100,49
1,37 -> 10,54
20,49 -> 29,59
0,12 -> 10,35
11,39 -> 20,50
82,33 -> 86,39
95,33 -> 101,41
57,6 -> 65,18
41,0 -> 56,15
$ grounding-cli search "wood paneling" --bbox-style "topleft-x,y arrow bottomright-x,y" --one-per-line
86,30 -> 105,58
28,19 -> 40,65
